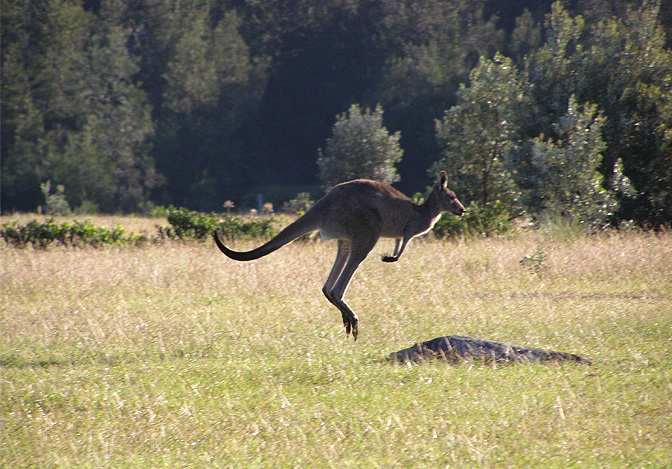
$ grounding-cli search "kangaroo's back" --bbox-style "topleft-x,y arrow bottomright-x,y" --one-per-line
316,180 -> 418,240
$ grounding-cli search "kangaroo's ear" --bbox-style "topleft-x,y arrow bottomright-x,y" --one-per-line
438,171 -> 448,189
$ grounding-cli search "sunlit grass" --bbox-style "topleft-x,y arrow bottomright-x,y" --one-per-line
2,223 -> 671,467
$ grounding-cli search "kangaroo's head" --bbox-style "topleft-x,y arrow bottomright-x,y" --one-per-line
432,171 -> 465,216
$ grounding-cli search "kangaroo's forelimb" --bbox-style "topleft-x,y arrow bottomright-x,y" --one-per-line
381,219 -> 423,262
381,239 -> 402,262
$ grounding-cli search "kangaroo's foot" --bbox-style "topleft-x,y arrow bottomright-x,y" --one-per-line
341,312 -> 359,341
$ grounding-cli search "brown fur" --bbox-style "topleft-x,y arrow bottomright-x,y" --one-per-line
214,171 -> 465,340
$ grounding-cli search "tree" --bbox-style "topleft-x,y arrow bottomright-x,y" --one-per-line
524,1 -> 672,226
523,2 -> 587,136
371,0 -> 506,194
1,0 -> 93,211
432,54 -> 525,207
529,97 -> 620,229
509,9 -> 543,64
152,6 -> 265,209
586,0 -> 672,226
162,10 -> 254,116
57,22 -> 157,212
3,0 -> 670,222
1,0 -> 158,213
317,104 -> 403,189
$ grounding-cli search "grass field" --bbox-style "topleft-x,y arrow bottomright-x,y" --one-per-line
2,217 -> 671,467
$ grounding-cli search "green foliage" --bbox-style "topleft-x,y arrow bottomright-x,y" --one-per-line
1,1 -> 157,213
523,1 -> 672,226
162,11 -> 253,116
509,9 -> 542,63
1,0 -> 671,228
151,6 -> 266,211
519,249 -> 547,274
281,193 -> 315,215
529,97 -> 617,231
431,2 -> 670,229
433,200 -> 513,238
217,214 -> 276,241
160,207 -> 276,241
162,207 -> 220,240
0,207 -> 278,248
433,54 -> 524,208
59,23 -> 158,213
40,181 -> 71,216
317,104 -> 403,189
0,219 -> 144,249
374,0 -> 504,122
148,205 -> 170,219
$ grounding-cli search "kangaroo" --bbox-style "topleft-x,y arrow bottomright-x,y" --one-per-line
213,171 -> 465,340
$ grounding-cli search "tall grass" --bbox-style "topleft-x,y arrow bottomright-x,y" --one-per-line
1,222 -> 671,467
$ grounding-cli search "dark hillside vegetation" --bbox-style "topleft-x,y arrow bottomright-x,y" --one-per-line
2,0 -> 671,227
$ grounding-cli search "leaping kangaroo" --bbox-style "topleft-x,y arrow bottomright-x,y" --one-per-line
214,171 -> 465,340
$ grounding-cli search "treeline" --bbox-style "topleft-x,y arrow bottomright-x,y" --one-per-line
2,0 -> 671,227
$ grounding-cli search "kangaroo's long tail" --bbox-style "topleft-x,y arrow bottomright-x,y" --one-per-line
213,210 -> 322,261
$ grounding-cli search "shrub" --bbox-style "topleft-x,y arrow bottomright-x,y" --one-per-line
1,208 -> 278,249
317,104 -> 402,189
1,219 -> 145,248
40,181 -> 71,216
163,207 -> 219,240
528,97 -> 617,231
281,192 -> 314,215
159,206 -> 276,241
433,200 -> 513,238
148,205 -> 170,218
217,214 -> 276,241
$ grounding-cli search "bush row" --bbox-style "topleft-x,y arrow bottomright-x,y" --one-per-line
0,219 -> 146,248
158,206 -> 276,241
432,201 -> 513,239
2,201 -> 513,249
1,207 -> 278,249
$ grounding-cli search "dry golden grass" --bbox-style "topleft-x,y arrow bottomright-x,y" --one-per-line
1,221 -> 671,467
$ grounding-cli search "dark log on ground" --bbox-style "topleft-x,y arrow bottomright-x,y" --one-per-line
388,335 -> 591,364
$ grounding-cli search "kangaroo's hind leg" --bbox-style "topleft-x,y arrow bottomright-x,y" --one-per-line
325,234 -> 379,340
322,240 -> 356,335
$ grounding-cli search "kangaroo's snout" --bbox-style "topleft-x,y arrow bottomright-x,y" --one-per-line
451,201 -> 466,217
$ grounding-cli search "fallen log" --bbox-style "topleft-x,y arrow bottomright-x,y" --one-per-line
388,335 -> 590,364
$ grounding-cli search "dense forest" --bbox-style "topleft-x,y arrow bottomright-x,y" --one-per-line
2,0 -> 671,227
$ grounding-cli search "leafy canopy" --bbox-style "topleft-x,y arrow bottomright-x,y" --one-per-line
317,104 -> 403,190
